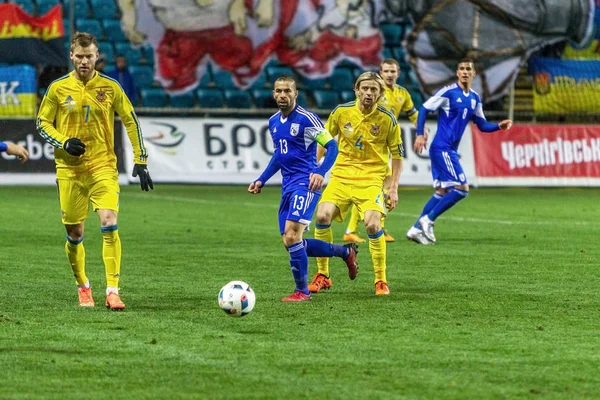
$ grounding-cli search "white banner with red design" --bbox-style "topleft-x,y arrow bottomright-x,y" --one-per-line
122,117 -> 454,185
473,124 -> 600,186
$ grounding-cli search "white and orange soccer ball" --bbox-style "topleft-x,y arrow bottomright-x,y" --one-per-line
218,281 -> 256,317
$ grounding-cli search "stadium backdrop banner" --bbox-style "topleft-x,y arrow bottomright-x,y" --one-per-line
531,57 -> 600,113
0,119 -> 126,185
0,65 -> 37,118
0,3 -> 66,67
121,117 -> 472,186
124,0 -> 594,102
472,124 -> 600,186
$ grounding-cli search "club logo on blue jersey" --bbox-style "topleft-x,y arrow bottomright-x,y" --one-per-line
63,95 -> 75,110
290,123 -> 300,136
471,99 -> 476,109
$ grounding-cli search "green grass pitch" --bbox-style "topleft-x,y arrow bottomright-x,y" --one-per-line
0,185 -> 599,399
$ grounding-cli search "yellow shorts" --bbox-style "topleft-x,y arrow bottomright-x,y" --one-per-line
56,168 -> 120,225
320,178 -> 386,223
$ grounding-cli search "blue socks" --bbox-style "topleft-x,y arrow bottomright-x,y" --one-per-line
414,193 -> 442,228
287,242 -> 309,295
428,189 -> 468,221
303,239 -> 348,259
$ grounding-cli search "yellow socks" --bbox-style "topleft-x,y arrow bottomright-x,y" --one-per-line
346,206 -> 361,234
315,224 -> 333,276
65,237 -> 87,286
368,230 -> 387,283
101,226 -> 122,289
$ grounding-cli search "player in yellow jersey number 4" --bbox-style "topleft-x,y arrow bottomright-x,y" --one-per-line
36,32 -> 153,311
310,72 -> 403,296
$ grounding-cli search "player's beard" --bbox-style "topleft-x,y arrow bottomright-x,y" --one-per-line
76,63 -> 95,81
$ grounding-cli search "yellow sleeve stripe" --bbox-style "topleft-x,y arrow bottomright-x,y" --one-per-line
376,105 -> 398,127
36,117 -> 62,148
130,111 -> 148,160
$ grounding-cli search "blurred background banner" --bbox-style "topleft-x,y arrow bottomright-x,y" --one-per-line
0,3 -> 66,67
0,65 -> 37,118
473,124 -> 600,185
531,58 -> 600,113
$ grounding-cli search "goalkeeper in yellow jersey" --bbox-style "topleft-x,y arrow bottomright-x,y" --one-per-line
36,32 -> 152,311
343,58 -> 424,244
310,72 -> 403,296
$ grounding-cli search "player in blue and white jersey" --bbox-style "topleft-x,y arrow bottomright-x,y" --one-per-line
406,59 -> 513,244
248,75 -> 358,302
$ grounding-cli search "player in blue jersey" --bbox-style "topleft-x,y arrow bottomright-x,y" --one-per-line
0,141 -> 29,163
406,59 -> 513,244
248,75 -> 358,302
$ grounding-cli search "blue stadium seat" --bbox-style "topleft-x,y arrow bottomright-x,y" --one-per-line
198,70 -> 212,87
296,91 -> 308,108
37,0 -> 57,15
312,90 -> 339,110
300,76 -> 328,91
98,41 -> 114,63
224,89 -> 252,108
64,0 -> 90,19
140,88 -> 166,107
63,19 -> 71,38
248,72 -> 267,90
102,20 -> 128,42
339,90 -> 356,103
252,89 -> 275,108
329,68 -> 354,90
104,63 -> 115,74
140,44 -> 154,64
410,91 -> 424,108
393,46 -> 410,69
169,92 -> 195,108
196,88 -> 224,108
12,0 -> 35,15
212,70 -> 237,89
76,19 -> 102,39
266,66 -> 294,82
129,65 -> 154,88
89,0 -> 118,19
407,70 -> 420,89
383,47 -> 394,60
380,24 -> 403,46
114,42 -> 142,66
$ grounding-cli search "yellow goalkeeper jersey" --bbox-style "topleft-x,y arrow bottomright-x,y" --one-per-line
36,71 -> 147,178
325,101 -> 402,184
379,84 -> 418,125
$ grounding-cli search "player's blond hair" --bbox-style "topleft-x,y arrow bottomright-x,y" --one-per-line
354,71 -> 385,101
70,32 -> 98,52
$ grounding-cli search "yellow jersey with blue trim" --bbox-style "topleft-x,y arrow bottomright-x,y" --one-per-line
36,71 -> 147,178
325,101 -> 402,184
379,84 -> 418,125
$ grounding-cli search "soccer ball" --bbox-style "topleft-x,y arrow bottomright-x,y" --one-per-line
218,281 -> 256,317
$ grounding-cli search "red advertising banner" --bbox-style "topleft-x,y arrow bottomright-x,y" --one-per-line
473,125 -> 600,178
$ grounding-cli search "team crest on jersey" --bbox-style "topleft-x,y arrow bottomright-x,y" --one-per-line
96,89 -> 106,102
343,122 -> 353,135
370,124 -> 381,136
290,123 -> 300,136
471,99 -> 476,109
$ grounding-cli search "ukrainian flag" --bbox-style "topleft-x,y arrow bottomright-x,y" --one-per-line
0,65 -> 37,117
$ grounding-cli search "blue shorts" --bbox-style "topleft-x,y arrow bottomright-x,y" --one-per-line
430,149 -> 467,189
278,189 -> 320,234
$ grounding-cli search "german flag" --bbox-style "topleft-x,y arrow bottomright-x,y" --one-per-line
0,3 -> 66,66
